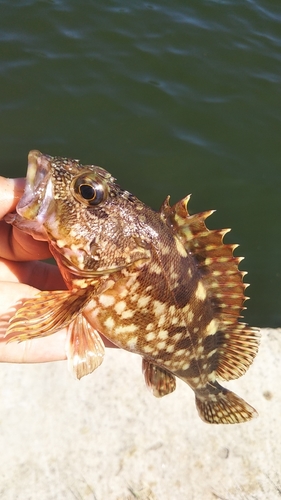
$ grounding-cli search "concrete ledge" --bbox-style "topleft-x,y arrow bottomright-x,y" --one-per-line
0,328 -> 280,499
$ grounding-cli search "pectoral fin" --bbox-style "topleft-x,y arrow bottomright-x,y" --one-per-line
142,359 -> 176,397
6,288 -> 94,341
66,313 -> 105,379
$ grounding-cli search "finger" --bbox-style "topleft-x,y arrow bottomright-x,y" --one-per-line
0,282 -> 66,362
0,259 -> 66,290
0,328 -> 116,363
0,222 -> 52,261
0,177 -> 25,218
0,329 -> 68,363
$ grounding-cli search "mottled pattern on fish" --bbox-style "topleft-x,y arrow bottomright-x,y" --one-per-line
5,150 -> 260,424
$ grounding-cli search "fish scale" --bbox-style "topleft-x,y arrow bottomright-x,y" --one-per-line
5,150 -> 260,424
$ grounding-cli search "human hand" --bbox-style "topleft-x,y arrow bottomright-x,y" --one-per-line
0,176 -> 114,364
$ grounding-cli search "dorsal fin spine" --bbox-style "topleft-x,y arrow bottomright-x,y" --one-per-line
160,194 -> 260,382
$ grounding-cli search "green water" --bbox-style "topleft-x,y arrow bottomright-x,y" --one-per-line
0,1 -> 280,327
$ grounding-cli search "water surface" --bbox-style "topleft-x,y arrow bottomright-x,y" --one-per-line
0,0 -> 280,326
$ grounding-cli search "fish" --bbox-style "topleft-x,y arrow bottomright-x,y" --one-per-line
5,150 -> 260,424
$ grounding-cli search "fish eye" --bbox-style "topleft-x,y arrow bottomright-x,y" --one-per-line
72,175 -> 105,206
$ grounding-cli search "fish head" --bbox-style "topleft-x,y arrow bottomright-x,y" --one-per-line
9,150 -> 152,277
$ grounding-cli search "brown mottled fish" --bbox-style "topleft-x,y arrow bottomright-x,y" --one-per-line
5,150 -> 260,423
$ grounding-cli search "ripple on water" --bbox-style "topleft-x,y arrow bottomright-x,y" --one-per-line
0,0 -> 280,327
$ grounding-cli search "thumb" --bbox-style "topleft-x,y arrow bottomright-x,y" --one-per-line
0,177 -> 25,219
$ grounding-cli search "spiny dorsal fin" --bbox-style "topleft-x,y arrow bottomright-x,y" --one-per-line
160,195 -> 248,326
160,195 -> 260,381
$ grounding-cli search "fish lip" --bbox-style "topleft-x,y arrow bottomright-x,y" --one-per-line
16,150 -> 53,221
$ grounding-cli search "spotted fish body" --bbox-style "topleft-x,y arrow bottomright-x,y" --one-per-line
6,150 -> 259,424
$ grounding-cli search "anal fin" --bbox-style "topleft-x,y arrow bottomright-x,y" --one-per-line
142,359 -> 176,397
67,313 -> 105,380
195,381 -> 257,424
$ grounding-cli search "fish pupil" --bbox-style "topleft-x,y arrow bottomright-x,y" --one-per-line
80,184 -> 96,200
73,176 -> 105,205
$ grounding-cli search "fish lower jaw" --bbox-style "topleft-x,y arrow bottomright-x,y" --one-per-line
17,177 -> 54,223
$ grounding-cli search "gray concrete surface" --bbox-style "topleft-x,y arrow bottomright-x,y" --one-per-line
0,328 -> 280,500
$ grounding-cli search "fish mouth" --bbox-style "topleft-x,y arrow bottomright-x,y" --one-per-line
4,150 -> 55,241
17,150 -> 54,223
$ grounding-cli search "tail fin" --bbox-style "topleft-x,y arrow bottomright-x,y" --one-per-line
195,383 -> 258,424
